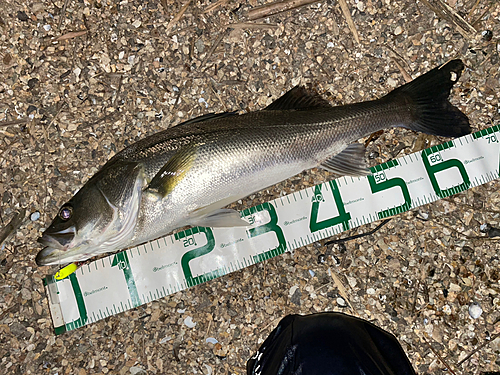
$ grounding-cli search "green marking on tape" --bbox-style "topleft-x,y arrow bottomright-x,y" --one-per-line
54,325 -> 67,335
370,159 -> 400,173
175,227 -> 216,286
247,203 -> 287,263
473,124 -> 500,139
423,140 -> 455,155
188,267 -> 226,287
65,273 -> 88,331
368,173 -> 411,219
309,180 -> 351,232
422,148 -> 470,198
111,252 -> 141,307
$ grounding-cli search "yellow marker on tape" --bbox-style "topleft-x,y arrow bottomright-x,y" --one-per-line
54,263 -> 78,280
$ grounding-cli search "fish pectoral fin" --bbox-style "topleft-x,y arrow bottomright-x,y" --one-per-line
265,86 -> 332,111
320,143 -> 371,177
146,145 -> 198,197
189,209 -> 249,228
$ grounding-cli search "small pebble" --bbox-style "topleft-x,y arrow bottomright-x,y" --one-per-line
468,302 -> 483,319
30,211 -> 40,221
43,24 -> 51,31
481,30 -> 493,42
387,77 -> 398,88
480,223 -> 490,232
205,337 -> 218,344
17,11 -> 29,22
394,26 -> 403,35
184,316 -> 196,328
130,366 -> 147,375
199,97 -> 208,108
337,297 -> 346,307
195,39 -> 205,53
488,227 -> 500,238
289,285 -> 299,297
204,364 -> 213,375
213,342 -> 227,357
159,336 -> 172,344
417,211 -> 429,220
290,287 -> 301,306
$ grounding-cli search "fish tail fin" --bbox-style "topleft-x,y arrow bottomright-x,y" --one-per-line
385,59 -> 471,137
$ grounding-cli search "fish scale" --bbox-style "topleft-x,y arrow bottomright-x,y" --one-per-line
43,124 -> 500,334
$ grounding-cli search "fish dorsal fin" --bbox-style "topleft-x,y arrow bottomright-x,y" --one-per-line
265,86 -> 332,111
176,112 -> 238,127
320,143 -> 371,176
146,145 -> 198,197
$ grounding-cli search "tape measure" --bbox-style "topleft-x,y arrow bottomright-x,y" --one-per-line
43,124 -> 500,334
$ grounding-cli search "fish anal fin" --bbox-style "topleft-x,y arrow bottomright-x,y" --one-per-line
146,145 -> 198,197
320,143 -> 371,176
265,86 -> 332,111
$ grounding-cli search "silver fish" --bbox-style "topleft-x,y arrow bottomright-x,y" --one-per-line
36,60 -> 470,266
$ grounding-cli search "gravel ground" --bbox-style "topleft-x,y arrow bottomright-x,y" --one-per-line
1,0 -> 499,374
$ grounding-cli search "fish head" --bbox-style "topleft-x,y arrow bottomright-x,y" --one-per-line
36,184 -> 119,266
36,163 -> 144,266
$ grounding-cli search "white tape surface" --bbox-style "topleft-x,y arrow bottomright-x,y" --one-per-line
43,125 -> 500,334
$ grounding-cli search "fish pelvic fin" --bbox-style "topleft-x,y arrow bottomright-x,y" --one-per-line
265,86 -> 332,111
385,59 -> 471,138
189,209 -> 249,228
146,145 -> 198,197
320,143 -> 371,176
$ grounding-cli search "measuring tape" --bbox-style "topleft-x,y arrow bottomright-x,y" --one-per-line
43,124 -> 500,334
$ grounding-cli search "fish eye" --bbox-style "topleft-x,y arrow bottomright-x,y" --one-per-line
59,205 -> 73,221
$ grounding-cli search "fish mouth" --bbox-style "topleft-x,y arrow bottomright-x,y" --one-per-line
35,246 -> 64,266
36,229 -> 76,266
36,245 -> 93,266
